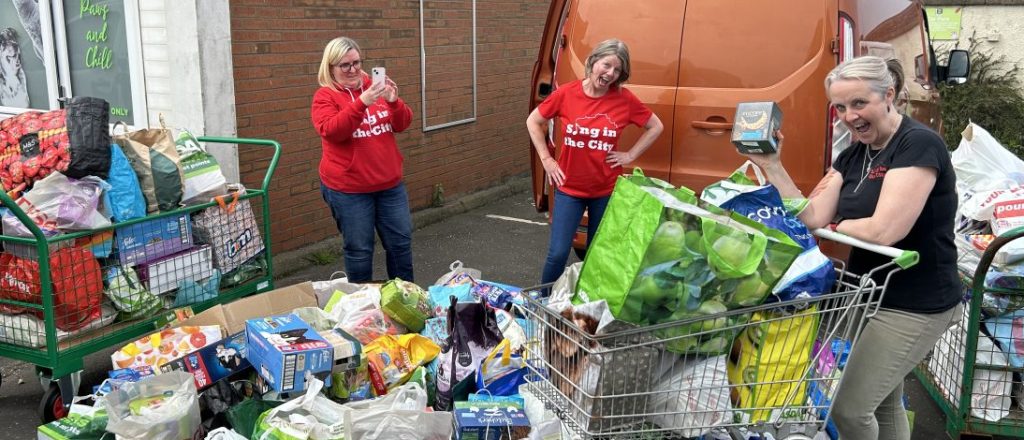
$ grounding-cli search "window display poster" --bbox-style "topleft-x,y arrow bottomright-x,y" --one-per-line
0,0 -> 48,110
64,0 -> 135,124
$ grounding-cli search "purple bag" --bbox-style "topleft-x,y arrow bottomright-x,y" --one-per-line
2,172 -> 111,237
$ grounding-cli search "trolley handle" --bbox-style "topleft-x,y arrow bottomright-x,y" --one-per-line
813,228 -> 919,269
197,136 -> 282,194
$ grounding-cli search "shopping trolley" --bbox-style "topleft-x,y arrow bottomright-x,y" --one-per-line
516,229 -> 920,440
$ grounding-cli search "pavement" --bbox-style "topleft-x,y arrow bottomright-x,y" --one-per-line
0,175 -> 981,438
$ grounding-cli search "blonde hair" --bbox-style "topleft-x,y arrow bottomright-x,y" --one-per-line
317,36 -> 362,91
585,39 -> 631,87
824,55 -> 896,98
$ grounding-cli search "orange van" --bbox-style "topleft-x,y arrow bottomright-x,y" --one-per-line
529,0 -> 969,254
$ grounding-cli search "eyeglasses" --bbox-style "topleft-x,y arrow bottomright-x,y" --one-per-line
334,59 -> 362,72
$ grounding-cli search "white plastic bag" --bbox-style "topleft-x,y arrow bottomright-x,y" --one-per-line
325,287 -> 406,344
206,427 -> 248,440
930,307 -> 1010,422
647,355 -> 733,437
952,123 -> 1024,192
254,377 -> 348,439
342,382 -> 452,440
0,304 -> 115,348
433,260 -> 482,286
176,129 -> 229,206
312,271 -> 364,309
548,261 -> 583,311
104,371 -> 202,440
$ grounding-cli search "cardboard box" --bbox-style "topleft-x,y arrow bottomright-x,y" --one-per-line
137,245 -> 214,295
178,281 -> 316,335
159,330 -> 250,390
731,101 -> 783,154
454,405 -> 531,440
165,282 -> 318,389
245,313 -> 334,393
322,328 -> 361,371
116,213 -> 194,266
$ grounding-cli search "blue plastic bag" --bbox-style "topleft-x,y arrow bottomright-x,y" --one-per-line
173,270 -> 222,307
701,162 -> 835,303
985,309 -> 1024,368
428,284 -> 473,316
475,339 -> 529,396
104,144 -> 146,222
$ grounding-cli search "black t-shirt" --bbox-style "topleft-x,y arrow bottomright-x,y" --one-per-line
831,117 -> 960,313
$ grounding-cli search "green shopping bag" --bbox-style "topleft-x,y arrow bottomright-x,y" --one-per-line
225,398 -> 282,438
575,170 -> 802,329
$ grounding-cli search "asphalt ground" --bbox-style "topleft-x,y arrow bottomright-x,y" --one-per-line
0,180 -> 987,439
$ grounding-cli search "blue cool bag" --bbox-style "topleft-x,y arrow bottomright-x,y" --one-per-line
104,144 -> 147,222
701,161 -> 835,303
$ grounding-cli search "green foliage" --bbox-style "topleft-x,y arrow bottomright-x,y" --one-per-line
936,38 -> 1024,156
431,183 -> 445,207
303,248 -> 339,265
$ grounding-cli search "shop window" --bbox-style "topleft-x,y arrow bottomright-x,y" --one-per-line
0,0 -> 145,125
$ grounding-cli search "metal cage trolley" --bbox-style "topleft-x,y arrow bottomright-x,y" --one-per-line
916,226 -> 1024,439
517,229 -> 920,440
0,137 -> 280,422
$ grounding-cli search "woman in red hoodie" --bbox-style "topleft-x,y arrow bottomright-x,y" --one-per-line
311,37 -> 415,283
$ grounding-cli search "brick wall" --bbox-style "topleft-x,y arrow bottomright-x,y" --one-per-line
229,0 -> 547,253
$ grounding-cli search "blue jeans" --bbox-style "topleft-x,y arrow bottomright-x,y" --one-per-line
320,182 -> 414,283
541,189 -> 610,284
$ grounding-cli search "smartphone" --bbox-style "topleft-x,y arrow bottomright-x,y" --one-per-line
372,67 -> 386,87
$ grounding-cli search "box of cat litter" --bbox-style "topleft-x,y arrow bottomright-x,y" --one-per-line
245,313 -> 334,393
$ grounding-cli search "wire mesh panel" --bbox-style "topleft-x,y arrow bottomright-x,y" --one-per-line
518,265 -> 888,439
0,135 -> 280,378
0,192 -> 270,355
918,269 -> 1024,431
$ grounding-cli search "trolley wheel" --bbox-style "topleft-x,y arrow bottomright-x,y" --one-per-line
39,384 -> 69,423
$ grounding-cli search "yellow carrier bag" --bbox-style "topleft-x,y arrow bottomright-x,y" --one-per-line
727,306 -> 819,423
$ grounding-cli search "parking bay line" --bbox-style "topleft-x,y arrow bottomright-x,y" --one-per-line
485,214 -> 548,226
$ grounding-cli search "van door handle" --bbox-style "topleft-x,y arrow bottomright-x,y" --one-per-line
691,121 -> 733,130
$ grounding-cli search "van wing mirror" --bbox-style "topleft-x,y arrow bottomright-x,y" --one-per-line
935,49 -> 970,85
945,49 -> 971,83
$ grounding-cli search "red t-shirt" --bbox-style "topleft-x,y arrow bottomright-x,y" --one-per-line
538,80 -> 652,198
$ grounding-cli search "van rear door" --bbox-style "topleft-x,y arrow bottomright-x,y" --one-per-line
672,0 -> 836,194
549,0 -> 687,183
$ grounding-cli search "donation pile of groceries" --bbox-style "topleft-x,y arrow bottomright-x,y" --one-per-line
928,123 -> 1024,423
36,265 -> 543,440
0,98 -> 265,350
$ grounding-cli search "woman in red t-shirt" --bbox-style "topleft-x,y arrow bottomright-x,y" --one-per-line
527,38 -> 664,284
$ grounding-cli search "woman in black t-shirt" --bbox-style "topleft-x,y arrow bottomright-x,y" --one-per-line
740,56 -> 961,440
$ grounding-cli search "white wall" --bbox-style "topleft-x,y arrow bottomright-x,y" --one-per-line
938,6 -> 1024,86
138,0 -> 169,126
138,0 -> 239,181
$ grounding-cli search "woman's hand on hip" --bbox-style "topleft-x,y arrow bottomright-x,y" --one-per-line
542,157 -> 565,187
606,150 -> 635,168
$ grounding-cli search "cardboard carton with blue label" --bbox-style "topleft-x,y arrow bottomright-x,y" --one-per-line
245,313 -> 334,393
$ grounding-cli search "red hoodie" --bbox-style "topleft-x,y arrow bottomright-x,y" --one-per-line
311,76 -> 413,193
